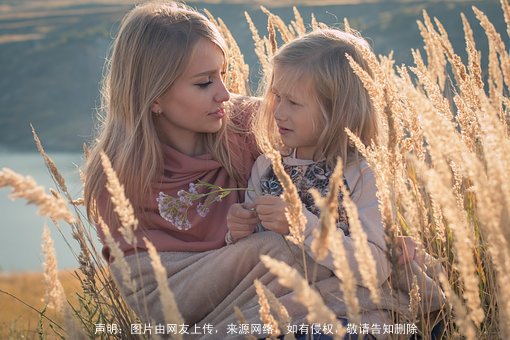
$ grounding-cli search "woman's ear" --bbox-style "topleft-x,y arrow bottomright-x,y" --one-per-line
151,101 -> 161,114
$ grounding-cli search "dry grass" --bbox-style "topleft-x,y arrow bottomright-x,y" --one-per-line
0,270 -> 81,338
1,1 -> 510,339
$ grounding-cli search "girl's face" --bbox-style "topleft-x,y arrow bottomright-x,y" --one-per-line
271,65 -> 323,160
152,38 -> 230,154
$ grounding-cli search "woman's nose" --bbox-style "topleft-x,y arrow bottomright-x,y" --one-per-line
215,80 -> 230,103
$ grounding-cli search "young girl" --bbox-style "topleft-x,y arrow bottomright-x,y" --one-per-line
227,28 -> 391,288
226,29 -> 445,338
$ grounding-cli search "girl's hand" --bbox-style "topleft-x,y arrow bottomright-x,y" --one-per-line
253,195 -> 290,235
396,236 -> 425,266
227,203 -> 259,241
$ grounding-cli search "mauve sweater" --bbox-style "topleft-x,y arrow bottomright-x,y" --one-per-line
97,98 -> 259,261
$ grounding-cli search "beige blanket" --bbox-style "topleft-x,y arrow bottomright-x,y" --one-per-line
111,231 -> 445,339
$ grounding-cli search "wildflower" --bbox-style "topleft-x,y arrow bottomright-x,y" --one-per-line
157,192 -> 192,230
188,182 -> 198,194
157,180 -> 252,230
179,195 -> 192,206
196,203 -> 209,217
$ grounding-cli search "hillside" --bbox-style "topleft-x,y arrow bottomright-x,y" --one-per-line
0,0 -> 506,151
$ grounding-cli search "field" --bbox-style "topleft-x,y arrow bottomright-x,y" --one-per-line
1,0 -> 510,339
0,0 -> 504,151
0,270 -> 81,338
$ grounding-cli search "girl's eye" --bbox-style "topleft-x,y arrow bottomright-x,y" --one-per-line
289,99 -> 299,105
196,81 -> 213,88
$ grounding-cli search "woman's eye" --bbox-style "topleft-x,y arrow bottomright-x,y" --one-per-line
196,81 -> 213,88
289,99 -> 298,105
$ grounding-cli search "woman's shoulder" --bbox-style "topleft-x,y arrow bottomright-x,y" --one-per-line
228,94 -> 261,130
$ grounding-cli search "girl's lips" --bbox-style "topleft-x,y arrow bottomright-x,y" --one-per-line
208,108 -> 224,119
278,126 -> 292,135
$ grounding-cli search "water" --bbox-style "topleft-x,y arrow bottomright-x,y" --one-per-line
0,151 -> 98,272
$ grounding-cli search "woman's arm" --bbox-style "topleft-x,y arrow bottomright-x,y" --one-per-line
225,155 -> 267,244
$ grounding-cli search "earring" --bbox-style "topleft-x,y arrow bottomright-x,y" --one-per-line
154,109 -> 162,117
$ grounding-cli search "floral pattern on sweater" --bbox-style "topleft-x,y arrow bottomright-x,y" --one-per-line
260,159 -> 350,236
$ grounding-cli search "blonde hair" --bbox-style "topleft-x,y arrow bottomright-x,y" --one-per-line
254,28 -> 378,168
85,1 -> 240,223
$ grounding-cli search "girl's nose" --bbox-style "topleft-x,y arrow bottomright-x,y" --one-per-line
273,104 -> 286,121
215,80 -> 230,103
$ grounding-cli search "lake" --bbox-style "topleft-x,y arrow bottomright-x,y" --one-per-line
0,151 -> 96,272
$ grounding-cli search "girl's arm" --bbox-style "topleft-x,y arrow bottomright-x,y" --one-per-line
302,159 -> 391,288
243,156 -> 391,287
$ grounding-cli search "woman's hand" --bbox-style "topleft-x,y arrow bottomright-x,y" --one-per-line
227,203 -> 259,242
253,195 -> 290,235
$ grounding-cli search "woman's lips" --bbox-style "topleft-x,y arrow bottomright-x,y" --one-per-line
208,108 -> 224,119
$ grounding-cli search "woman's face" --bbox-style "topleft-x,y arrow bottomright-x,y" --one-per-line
153,38 -> 230,154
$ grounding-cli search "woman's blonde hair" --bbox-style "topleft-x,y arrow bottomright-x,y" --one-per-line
254,28 -> 378,168
85,1 -> 240,223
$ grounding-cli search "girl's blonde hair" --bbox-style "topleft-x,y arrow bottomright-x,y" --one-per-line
254,28 -> 378,168
85,1 -> 240,223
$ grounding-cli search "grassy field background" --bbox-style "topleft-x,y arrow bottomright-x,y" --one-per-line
0,270 -> 81,338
